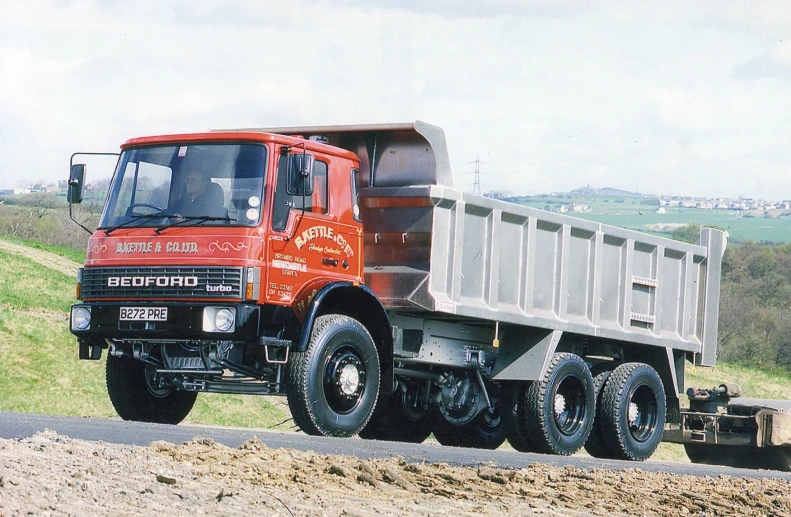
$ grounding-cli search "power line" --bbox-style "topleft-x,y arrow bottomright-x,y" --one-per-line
472,158 -> 482,195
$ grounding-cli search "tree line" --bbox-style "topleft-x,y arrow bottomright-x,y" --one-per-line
671,225 -> 791,372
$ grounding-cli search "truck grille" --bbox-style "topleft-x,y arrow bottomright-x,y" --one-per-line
80,266 -> 243,299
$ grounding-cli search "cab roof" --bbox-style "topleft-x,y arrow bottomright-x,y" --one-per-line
121,131 -> 359,161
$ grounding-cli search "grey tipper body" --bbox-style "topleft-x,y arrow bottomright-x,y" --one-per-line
262,121 -> 725,401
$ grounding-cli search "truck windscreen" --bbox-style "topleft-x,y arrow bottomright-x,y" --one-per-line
99,143 -> 267,229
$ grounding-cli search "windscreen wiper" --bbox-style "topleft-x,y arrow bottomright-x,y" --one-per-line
154,215 -> 233,234
104,211 -> 179,235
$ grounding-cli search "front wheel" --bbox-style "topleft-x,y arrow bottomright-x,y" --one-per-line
106,355 -> 197,424
286,314 -> 380,437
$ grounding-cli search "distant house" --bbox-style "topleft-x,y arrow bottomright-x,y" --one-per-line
570,202 -> 590,212
552,204 -> 568,213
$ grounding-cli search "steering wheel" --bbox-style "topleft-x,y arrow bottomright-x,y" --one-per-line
129,203 -> 166,214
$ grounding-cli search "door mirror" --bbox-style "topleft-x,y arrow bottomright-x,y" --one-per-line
68,164 -> 86,204
286,154 -> 314,196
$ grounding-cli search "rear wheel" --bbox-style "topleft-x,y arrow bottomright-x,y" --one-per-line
286,315 -> 380,437
432,405 -> 508,450
600,363 -> 665,461
359,384 -> 435,443
523,353 -> 595,455
106,355 -> 197,424
505,383 -> 536,452
584,369 -> 613,458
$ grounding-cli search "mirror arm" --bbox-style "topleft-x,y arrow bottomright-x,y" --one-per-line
69,202 -> 93,235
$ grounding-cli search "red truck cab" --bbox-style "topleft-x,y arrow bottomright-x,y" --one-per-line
70,129 -> 390,435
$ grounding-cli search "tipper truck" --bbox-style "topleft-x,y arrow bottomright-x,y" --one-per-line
67,121 -> 791,469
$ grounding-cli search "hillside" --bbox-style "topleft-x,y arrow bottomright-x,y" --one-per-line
0,237 -> 290,429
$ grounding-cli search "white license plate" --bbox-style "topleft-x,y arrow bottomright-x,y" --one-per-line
119,307 -> 168,321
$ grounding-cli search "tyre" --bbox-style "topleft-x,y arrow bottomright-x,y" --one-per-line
106,355 -> 197,424
461,404 -> 508,449
432,416 -> 468,447
286,314 -> 380,437
600,363 -> 665,461
433,399 -> 508,450
359,385 -> 435,443
523,353 -> 595,455
504,383 -> 536,452
584,369 -> 613,458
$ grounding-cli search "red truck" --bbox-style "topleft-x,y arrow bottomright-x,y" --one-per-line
67,122 -> 791,469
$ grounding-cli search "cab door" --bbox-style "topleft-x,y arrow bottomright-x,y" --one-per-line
266,151 -> 336,307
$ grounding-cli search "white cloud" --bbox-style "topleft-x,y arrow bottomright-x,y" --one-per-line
0,0 -> 790,201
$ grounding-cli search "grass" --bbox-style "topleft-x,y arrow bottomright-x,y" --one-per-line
0,236 -> 86,264
0,249 -> 77,312
0,242 -> 290,429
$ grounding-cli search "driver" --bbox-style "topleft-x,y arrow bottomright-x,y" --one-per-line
175,170 -> 225,218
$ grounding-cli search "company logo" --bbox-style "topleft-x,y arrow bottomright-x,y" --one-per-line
206,284 -> 232,292
107,276 -> 199,287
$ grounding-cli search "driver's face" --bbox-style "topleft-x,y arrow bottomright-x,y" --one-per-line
185,172 -> 207,197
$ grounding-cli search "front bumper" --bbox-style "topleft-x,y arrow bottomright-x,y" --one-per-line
69,302 -> 261,342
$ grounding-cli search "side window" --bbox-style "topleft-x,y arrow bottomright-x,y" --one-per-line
272,155 -> 329,231
292,159 -> 328,214
350,169 -> 362,222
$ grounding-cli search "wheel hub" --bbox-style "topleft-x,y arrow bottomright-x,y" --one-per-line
628,384 -> 658,442
323,347 -> 366,414
628,401 -> 639,426
553,374 -> 585,436
338,364 -> 361,395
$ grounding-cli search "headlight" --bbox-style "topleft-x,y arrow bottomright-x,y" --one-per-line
72,306 -> 91,330
214,308 -> 235,332
202,307 -> 236,333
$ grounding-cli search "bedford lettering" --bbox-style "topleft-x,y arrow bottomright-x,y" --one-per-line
107,276 -> 198,287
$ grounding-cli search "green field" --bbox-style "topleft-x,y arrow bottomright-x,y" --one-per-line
513,195 -> 791,243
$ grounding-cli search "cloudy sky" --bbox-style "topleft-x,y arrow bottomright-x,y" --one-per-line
2,0 -> 790,199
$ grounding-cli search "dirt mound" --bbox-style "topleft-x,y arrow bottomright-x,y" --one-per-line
1,431 -> 790,516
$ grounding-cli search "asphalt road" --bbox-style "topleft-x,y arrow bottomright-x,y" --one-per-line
3,410 -> 790,481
